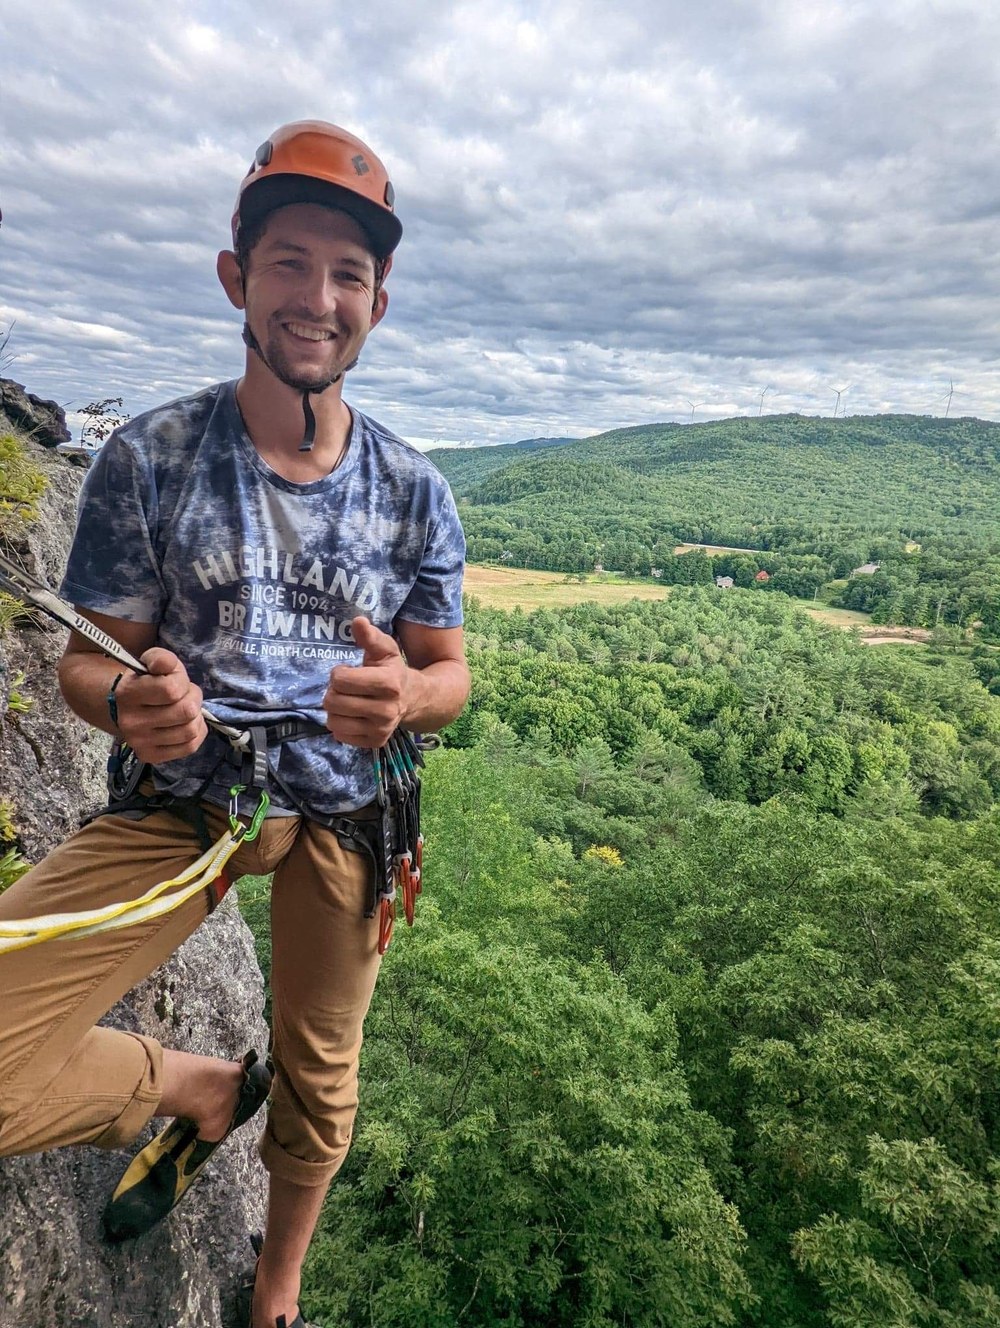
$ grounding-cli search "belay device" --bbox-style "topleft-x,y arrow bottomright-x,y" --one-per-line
0,547 -> 432,954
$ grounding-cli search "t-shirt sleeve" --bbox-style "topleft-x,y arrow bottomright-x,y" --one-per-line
396,483 -> 466,629
59,433 -> 166,623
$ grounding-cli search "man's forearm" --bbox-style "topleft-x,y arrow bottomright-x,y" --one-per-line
401,659 -> 471,734
57,650 -> 131,736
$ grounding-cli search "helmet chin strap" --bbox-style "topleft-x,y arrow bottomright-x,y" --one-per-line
242,321 -> 341,452
300,392 -> 317,451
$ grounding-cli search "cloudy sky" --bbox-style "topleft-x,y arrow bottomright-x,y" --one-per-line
2,0 -> 998,446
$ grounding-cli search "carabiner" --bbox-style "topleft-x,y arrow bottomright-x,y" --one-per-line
229,786 -> 271,842
377,892 -> 396,954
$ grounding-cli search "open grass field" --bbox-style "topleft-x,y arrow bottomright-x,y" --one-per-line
673,542 -> 764,556
459,560 -> 929,648
463,565 -> 674,611
461,564 -> 930,650
802,604 -> 874,629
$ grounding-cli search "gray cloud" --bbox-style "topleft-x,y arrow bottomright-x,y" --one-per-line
2,0 -> 998,446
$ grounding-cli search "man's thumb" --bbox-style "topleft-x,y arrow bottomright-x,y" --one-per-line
352,616 -> 398,663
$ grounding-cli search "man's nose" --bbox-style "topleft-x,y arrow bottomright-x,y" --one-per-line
298,269 -> 339,317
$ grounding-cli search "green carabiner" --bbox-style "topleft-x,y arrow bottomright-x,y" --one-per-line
229,785 -> 271,842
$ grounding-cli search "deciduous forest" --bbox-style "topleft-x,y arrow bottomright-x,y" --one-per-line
239,583 -> 1000,1326
237,417 -> 1000,1325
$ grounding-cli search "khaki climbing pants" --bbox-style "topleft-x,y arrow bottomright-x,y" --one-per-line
0,799 -> 382,1188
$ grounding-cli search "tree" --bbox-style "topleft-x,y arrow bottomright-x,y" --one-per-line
304,929 -> 753,1328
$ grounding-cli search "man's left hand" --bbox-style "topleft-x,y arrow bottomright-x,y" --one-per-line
323,617 -> 411,748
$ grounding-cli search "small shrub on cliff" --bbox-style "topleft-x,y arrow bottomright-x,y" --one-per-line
79,397 -> 129,447
0,846 -> 27,893
0,432 -> 48,627
0,433 -> 47,533
6,670 -> 33,715
0,800 -> 27,893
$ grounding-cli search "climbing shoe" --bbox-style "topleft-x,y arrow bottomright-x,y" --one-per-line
102,1049 -> 272,1242
236,1231 -> 313,1328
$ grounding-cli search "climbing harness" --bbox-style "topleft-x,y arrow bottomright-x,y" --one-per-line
0,789 -> 269,955
0,549 -> 433,954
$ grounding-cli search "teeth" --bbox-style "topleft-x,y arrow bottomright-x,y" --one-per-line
286,322 -> 332,341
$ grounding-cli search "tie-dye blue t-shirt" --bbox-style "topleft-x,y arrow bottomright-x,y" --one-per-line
61,380 -> 466,817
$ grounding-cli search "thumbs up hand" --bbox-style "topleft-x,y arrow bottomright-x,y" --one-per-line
323,617 -> 411,747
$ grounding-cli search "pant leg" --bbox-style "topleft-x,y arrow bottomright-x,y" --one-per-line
260,817 -> 383,1187
0,804 -> 299,1158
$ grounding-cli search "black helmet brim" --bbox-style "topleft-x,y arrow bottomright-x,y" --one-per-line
237,173 -> 402,261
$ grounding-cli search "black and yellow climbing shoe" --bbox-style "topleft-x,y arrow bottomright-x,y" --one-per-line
102,1049 -> 272,1243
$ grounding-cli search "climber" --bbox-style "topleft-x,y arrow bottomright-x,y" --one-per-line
0,120 -> 469,1328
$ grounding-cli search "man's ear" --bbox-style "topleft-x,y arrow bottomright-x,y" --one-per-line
369,284 -> 389,330
217,250 -> 245,310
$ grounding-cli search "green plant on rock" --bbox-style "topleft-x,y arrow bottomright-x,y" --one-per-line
0,433 -> 48,535
0,799 -> 27,893
0,846 -> 27,893
0,797 -> 20,843
0,593 -> 26,632
7,670 -> 33,715
0,322 -> 14,374
79,397 -> 129,447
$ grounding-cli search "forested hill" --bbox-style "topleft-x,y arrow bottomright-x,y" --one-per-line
429,414 -> 1000,567
425,433 -> 577,488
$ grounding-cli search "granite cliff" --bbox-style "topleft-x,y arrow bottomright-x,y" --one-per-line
0,391 -> 269,1328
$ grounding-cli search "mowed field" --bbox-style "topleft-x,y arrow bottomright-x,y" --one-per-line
461,564 -> 925,647
463,565 -> 674,610
672,542 -> 764,556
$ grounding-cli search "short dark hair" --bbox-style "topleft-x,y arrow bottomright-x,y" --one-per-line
235,206 -> 387,299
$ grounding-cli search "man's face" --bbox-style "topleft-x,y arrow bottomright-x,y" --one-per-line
236,202 -> 387,393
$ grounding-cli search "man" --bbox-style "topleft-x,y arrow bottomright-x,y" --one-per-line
0,121 -> 469,1328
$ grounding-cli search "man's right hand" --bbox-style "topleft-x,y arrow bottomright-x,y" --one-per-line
112,648 -> 208,765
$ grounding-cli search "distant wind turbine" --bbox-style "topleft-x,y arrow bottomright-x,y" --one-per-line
945,379 -> 954,419
758,386 -> 771,417
686,400 -> 706,423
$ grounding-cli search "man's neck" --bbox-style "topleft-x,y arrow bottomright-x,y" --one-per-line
235,371 -> 352,482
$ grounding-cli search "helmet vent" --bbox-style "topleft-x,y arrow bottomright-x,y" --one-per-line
384,182 -> 395,209
254,140 -> 273,170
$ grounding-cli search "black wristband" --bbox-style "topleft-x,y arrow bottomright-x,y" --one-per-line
107,672 -> 124,728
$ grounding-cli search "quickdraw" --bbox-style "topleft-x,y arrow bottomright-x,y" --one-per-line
0,549 -> 250,749
372,729 -> 436,954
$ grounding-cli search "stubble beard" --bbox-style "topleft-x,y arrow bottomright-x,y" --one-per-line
260,315 -> 362,394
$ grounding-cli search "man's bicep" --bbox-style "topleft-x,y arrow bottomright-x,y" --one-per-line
395,620 -> 466,671
61,608 -> 159,660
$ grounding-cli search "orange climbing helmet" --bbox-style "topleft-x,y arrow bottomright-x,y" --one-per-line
231,120 -> 402,262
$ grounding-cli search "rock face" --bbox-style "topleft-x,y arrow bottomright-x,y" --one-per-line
0,379 -> 72,450
0,430 -> 269,1326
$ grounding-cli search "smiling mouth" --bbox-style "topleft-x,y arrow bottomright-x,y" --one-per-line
284,321 -> 335,342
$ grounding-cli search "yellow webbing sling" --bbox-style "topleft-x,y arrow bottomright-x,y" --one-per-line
0,551 -> 278,954
0,793 -> 269,954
